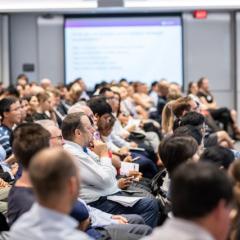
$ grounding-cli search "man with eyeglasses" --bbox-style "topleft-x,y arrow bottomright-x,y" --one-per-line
0,97 -> 22,158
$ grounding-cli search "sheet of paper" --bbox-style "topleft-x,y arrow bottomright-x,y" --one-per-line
107,195 -> 143,207
120,162 -> 139,176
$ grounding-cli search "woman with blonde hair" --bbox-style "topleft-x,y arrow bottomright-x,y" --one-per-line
161,97 -> 193,135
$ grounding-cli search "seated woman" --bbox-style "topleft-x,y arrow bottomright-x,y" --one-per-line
97,110 -> 158,180
31,92 -> 57,124
161,96 -> 234,148
197,77 -> 240,139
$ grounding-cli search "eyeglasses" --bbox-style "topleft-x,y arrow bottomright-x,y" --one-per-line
10,106 -> 21,112
50,135 -> 63,141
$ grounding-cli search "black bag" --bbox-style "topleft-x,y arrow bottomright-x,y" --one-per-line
127,131 -> 145,141
151,169 -> 172,224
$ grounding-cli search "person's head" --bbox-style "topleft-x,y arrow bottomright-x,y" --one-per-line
36,92 -> 52,112
68,82 -> 82,104
68,103 -> 96,128
158,79 -> 169,97
229,159 -> 240,204
47,88 -> 61,108
169,82 -> 182,96
99,87 -> 116,110
119,78 -> 129,88
188,82 -> 198,95
171,162 -> 233,240
29,95 -> 39,110
151,81 -> 158,92
75,78 -> 87,91
111,91 -> 121,115
178,111 -> 205,127
17,74 -> 29,87
40,78 -> 52,90
12,123 -> 50,170
62,112 -> 94,147
174,111 -> 206,138
200,146 -> 234,170
19,97 -> 30,122
87,97 -> 113,128
197,77 -> 209,91
159,136 -> 199,175
119,86 -> 128,100
98,112 -> 116,137
38,120 -> 64,147
173,125 -> 203,146
0,97 -> 22,126
171,96 -> 198,118
29,148 -> 79,213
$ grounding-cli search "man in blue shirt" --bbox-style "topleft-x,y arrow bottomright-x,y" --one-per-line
0,97 -> 22,158
9,148 -> 91,240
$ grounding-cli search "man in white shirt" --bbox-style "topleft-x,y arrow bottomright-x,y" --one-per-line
143,162 -> 233,240
9,148 -> 91,240
62,112 -> 159,228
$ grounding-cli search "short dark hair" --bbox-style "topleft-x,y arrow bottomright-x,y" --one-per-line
151,81 -> 158,88
99,87 -> 112,96
29,148 -> 78,201
197,77 -> 207,88
200,146 -> 234,170
12,123 -> 50,169
87,97 -> 112,117
17,73 -> 29,82
171,162 -> 233,219
159,136 -> 198,175
0,97 -> 18,120
179,111 -> 205,127
61,112 -> 85,141
173,125 -> 203,145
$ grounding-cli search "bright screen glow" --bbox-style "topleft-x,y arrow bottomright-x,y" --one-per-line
65,17 -> 183,89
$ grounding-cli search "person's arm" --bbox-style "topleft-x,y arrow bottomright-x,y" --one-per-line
199,96 -> 217,109
4,154 -> 16,165
73,144 -> 118,190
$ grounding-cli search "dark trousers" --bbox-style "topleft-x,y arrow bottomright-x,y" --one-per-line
89,193 -> 159,228
105,214 -> 152,240
208,107 -> 233,132
130,152 -> 158,179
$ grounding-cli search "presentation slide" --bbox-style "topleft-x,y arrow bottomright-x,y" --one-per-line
65,17 -> 183,89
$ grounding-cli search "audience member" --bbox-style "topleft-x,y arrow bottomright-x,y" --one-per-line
143,162 -> 233,240
62,112 -> 159,227
9,148 -> 90,240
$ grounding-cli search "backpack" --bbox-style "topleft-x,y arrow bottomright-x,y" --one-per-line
151,169 -> 172,224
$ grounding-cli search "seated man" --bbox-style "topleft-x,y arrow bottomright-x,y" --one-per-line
8,123 -> 152,240
143,162 -> 233,240
9,148 -> 90,240
62,112 -> 159,227
0,97 -> 22,158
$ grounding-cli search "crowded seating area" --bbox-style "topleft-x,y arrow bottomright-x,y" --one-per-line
0,74 -> 239,240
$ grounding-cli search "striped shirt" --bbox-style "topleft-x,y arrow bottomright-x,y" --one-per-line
0,124 -> 12,158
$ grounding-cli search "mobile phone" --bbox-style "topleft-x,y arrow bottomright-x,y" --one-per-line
131,156 -> 140,162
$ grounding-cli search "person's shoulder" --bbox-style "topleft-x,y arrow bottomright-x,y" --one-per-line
8,186 -> 34,206
67,230 -> 92,240
0,125 -> 10,136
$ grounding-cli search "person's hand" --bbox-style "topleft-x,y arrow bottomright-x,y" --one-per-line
128,170 -> 143,182
130,142 -> 138,148
118,147 -> 129,156
123,155 -> 132,162
11,163 -> 19,176
0,178 -> 10,188
92,140 -> 109,158
126,124 -> 136,133
78,217 -> 91,231
117,177 -> 133,189
111,215 -> 128,224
